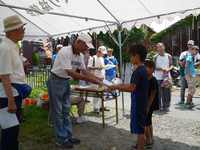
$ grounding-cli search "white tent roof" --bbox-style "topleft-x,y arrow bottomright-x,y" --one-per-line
0,0 -> 200,38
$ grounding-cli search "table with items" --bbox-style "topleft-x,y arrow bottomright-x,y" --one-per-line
71,85 -> 119,128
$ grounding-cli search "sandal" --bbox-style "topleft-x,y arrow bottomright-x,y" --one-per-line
145,143 -> 153,149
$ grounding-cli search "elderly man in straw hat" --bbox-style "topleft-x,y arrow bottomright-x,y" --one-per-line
0,15 -> 28,150
48,33 -> 104,149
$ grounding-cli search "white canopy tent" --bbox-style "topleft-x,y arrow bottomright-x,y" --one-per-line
0,0 -> 200,37
1,0 -> 200,113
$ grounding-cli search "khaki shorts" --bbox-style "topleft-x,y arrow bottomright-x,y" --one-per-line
185,75 -> 196,96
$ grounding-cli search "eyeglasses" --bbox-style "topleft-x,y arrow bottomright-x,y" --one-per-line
15,26 -> 25,32
21,26 -> 25,32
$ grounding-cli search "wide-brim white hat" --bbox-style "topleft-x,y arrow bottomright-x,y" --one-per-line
4,15 -> 26,32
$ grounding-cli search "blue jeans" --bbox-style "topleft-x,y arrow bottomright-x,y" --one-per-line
47,74 -> 72,144
0,96 -> 22,150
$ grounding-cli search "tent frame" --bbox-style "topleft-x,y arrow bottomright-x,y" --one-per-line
1,1 -> 200,115
0,0 -> 52,37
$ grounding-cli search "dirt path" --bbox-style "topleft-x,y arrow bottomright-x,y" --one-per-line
21,89 -> 200,150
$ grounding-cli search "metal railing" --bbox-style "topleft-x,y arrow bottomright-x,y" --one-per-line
25,66 -> 51,88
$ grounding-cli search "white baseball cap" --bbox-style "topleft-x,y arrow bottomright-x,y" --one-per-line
77,33 -> 94,49
3,15 -> 26,32
98,46 -> 107,54
192,45 -> 199,50
187,40 -> 194,45
56,44 -> 63,49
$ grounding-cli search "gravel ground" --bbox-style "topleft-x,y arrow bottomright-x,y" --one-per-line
21,89 -> 200,150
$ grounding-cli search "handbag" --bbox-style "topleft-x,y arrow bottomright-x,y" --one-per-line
161,73 -> 172,88
170,67 -> 180,79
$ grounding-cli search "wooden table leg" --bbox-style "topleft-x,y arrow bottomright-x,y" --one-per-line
115,97 -> 118,124
84,92 -> 88,113
101,95 -> 105,128
85,92 -> 88,101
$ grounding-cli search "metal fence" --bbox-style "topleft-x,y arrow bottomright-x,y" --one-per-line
25,66 -> 51,88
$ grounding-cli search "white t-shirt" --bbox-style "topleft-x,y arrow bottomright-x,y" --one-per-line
88,55 -> 105,79
0,38 -> 26,97
51,46 -> 86,79
179,50 -> 200,62
154,53 -> 171,80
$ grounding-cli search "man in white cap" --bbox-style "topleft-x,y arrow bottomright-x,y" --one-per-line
52,44 -> 63,64
0,15 -> 27,150
87,46 -> 109,113
178,40 -> 200,106
48,33 -> 103,148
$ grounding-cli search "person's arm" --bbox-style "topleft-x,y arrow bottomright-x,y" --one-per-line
0,48 -> 17,113
66,69 -> 102,85
88,66 -> 103,70
194,54 -> 200,67
116,65 -> 120,77
147,90 -> 156,113
168,54 -> 173,67
0,75 -> 16,113
108,83 -> 135,92
165,54 -> 173,72
179,52 -> 186,67
81,69 -> 103,81
155,67 -> 164,71
194,61 -> 200,67
115,58 -> 120,77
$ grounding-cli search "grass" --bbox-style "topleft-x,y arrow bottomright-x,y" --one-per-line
20,106 -> 54,144
20,105 -> 79,144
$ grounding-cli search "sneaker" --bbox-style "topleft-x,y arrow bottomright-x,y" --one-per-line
56,141 -> 73,149
76,116 -> 87,124
69,138 -> 81,145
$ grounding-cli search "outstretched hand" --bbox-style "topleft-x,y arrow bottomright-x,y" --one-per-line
107,85 -> 118,92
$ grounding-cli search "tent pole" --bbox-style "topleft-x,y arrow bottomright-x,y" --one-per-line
0,3 -> 116,24
122,6 -> 200,25
52,23 -> 116,37
96,0 -> 120,24
117,25 -> 125,115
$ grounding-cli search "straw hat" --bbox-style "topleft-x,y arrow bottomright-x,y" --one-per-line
3,15 -> 26,32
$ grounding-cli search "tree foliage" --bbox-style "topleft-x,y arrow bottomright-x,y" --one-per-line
97,27 -> 147,63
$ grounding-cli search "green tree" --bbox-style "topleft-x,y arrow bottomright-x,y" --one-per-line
97,27 -> 146,63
